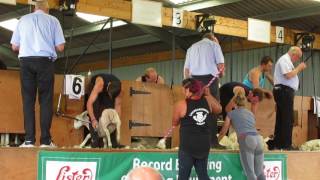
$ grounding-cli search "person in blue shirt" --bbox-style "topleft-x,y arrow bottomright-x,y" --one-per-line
10,0 -> 65,148
184,33 -> 225,148
243,56 -> 274,98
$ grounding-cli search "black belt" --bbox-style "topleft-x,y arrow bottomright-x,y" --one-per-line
20,56 -> 53,61
191,74 -> 214,78
274,84 -> 294,92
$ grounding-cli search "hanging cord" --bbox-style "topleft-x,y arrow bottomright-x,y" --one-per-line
230,36 -> 233,82
170,28 -> 175,89
56,10 -> 76,115
67,18 -> 111,74
300,53 -> 305,128
108,18 -> 113,74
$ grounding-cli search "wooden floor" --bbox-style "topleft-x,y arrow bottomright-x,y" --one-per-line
0,147 -> 319,180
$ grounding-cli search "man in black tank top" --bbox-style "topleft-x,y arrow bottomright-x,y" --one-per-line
172,78 -> 221,180
86,73 -> 122,148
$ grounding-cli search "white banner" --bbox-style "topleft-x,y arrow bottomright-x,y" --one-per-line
45,161 -> 97,180
132,0 -> 162,27
264,161 -> 283,180
248,18 -> 271,43
0,0 -> 16,5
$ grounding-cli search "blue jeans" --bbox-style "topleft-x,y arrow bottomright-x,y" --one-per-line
178,150 -> 210,180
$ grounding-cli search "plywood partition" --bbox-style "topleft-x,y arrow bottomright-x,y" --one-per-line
121,81 -> 174,138
0,70 -> 83,146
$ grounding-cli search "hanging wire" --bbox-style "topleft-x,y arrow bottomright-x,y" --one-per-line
170,28 -> 175,89
56,10 -> 76,115
67,18 -> 111,74
108,18 -> 113,74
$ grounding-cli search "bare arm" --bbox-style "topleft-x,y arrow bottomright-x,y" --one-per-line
217,63 -> 225,77
55,43 -> 65,52
172,101 -> 186,127
184,68 -> 190,79
250,102 -> 258,115
225,96 -> 236,113
204,88 -> 222,114
265,73 -> 274,85
250,70 -> 260,89
285,62 -> 306,79
114,93 -> 122,118
11,44 -> 19,52
218,116 -> 231,141
86,77 -> 104,128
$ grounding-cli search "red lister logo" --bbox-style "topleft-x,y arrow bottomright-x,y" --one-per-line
56,166 -> 93,180
264,166 -> 281,180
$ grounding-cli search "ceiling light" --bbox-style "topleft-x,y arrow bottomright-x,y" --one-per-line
0,18 -> 19,31
76,12 -> 109,23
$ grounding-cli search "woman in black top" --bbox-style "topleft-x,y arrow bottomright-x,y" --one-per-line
172,78 -> 221,180
86,73 -> 121,147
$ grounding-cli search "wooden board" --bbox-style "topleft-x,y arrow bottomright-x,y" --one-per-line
121,81 -> 173,137
0,70 -> 83,146
1,148 -> 320,180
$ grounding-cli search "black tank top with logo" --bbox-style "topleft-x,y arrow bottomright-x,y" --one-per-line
179,96 -> 212,159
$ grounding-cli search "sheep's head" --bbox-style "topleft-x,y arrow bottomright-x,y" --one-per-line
74,111 -> 89,129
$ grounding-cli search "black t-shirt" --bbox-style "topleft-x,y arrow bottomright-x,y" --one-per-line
89,74 -> 121,120
219,82 -> 250,118
179,96 -> 211,159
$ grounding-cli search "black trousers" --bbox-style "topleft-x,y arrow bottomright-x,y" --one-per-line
20,58 -> 54,145
192,74 -> 219,146
272,85 -> 294,149
178,150 -> 210,180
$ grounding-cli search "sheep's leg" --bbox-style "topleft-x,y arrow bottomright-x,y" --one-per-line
103,127 -> 112,148
80,134 -> 91,148
116,122 -> 121,144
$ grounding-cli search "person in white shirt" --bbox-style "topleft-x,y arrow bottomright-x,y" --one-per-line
267,46 -> 306,150
184,32 -> 225,148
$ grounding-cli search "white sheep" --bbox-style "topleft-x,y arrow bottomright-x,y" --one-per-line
74,109 -> 121,148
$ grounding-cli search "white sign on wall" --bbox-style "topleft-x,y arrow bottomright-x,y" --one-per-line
264,161 -> 283,180
0,0 -> 16,5
64,75 -> 85,99
276,26 -> 285,43
45,161 -> 97,180
132,0 -> 162,27
172,8 -> 184,28
248,18 -> 271,43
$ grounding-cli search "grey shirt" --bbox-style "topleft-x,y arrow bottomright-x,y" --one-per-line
227,107 -> 257,135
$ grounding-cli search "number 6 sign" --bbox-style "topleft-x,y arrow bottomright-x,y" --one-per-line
65,75 -> 85,99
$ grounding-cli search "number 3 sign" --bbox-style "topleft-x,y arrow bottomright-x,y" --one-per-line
65,75 -> 85,99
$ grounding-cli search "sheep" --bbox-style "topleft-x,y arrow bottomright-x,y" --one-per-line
74,109 -> 121,148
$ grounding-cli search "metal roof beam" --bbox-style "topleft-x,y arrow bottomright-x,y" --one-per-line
254,5 -> 320,22
179,0 -> 242,11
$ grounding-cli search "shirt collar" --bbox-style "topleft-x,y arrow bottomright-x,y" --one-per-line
34,10 -> 46,14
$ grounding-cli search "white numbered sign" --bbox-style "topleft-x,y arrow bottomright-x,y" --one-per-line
65,75 -> 85,99
276,26 -> 284,43
172,8 -> 184,28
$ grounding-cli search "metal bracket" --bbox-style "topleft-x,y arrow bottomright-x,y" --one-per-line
130,87 -> 151,96
195,14 -> 216,33
129,120 -> 151,129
